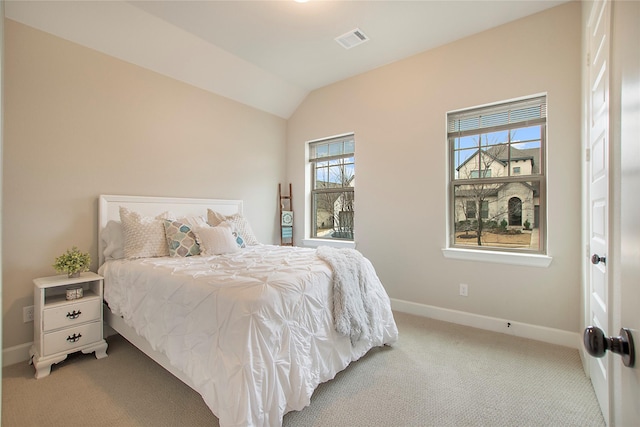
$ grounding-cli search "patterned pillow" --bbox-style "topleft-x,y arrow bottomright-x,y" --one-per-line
219,220 -> 246,248
207,210 -> 259,246
193,224 -> 240,256
163,220 -> 200,257
119,207 -> 171,259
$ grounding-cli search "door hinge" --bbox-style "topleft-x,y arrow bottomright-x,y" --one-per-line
587,52 -> 591,67
586,147 -> 590,162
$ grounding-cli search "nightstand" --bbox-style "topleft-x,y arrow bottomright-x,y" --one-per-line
29,271 -> 108,379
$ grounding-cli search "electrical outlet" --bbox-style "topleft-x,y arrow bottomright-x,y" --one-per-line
459,283 -> 468,297
23,305 -> 34,323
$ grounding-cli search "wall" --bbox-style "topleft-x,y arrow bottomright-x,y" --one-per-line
287,2 -> 582,333
3,19 -> 287,349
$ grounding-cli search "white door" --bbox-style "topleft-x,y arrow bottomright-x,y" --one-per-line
587,0 -> 610,422
614,1 -> 640,424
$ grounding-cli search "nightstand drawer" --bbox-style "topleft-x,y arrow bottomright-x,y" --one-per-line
43,321 -> 102,356
43,297 -> 101,332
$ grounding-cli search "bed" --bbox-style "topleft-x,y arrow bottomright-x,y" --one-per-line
97,194 -> 398,427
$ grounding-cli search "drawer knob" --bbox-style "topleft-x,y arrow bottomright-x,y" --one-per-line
66,333 -> 82,343
66,310 -> 82,319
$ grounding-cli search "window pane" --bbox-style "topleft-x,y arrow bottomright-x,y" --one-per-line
329,142 -> 344,156
454,136 -> 478,150
511,142 -> 540,176
314,144 -> 329,159
511,125 -> 541,141
482,130 -> 508,147
344,139 -> 355,154
312,191 -> 354,240
453,182 -> 540,251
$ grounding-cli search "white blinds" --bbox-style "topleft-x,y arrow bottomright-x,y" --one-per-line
448,96 -> 547,137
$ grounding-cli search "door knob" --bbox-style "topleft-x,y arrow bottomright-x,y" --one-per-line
591,254 -> 606,265
583,326 -> 635,367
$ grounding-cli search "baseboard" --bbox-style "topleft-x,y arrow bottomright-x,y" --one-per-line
391,298 -> 581,349
3,342 -> 33,367
4,302 -> 581,367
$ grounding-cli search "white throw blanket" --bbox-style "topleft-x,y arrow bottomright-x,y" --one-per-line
317,246 -> 383,345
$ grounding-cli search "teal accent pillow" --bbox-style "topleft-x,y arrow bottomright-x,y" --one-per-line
233,231 -> 246,248
163,220 -> 200,257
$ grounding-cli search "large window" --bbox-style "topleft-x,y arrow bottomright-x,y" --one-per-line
309,134 -> 355,240
448,95 -> 546,253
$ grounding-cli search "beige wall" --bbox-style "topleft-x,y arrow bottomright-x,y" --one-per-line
3,20 -> 287,348
287,2 -> 582,332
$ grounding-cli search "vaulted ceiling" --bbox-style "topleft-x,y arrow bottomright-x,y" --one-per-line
5,1 -> 567,118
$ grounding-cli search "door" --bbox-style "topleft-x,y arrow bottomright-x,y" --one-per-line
614,1 -> 640,424
587,0 -> 610,422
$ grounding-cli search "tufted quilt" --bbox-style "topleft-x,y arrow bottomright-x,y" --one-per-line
101,245 -> 398,427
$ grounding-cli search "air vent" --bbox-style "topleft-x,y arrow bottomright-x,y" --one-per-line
335,28 -> 369,50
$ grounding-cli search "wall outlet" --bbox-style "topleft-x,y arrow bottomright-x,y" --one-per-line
459,283 -> 468,297
23,305 -> 34,323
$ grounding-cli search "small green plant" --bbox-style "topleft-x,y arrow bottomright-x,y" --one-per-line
499,219 -> 508,232
523,219 -> 531,230
53,246 -> 91,277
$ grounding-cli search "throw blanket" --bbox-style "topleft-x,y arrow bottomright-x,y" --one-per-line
317,246 -> 381,345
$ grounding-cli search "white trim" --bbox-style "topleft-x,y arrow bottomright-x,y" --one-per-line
3,342 -> 33,367
391,298 -> 580,349
6,301 -> 579,367
302,238 -> 356,249
441,247 -> 552,267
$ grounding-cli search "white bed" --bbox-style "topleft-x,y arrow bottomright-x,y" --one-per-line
98,195 -> 398,427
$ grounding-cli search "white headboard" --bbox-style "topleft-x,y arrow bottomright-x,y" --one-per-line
98,195 -> 243,265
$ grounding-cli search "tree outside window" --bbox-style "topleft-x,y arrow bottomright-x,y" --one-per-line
448,96 -> 546,253
309,134 -> 355,240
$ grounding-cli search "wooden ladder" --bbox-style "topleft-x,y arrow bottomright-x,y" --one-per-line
279,183 -> 293,246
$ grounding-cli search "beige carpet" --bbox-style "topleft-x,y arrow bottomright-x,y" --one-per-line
3,312 -> 604,426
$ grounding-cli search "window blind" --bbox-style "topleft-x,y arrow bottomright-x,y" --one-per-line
448,96 -> 547,137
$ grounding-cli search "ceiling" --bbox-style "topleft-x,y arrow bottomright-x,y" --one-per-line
5,0 -> 567,118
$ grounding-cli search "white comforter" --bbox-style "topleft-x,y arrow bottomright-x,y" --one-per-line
101,245 -> 398,427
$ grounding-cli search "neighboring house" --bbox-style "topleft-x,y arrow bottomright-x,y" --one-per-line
455,146 -> 540,229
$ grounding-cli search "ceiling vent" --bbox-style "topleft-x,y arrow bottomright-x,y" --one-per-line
335,28 -> 369,50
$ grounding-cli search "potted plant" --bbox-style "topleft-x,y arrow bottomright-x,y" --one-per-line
53,246 -> 91,278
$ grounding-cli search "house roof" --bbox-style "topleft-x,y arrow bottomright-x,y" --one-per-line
457,145 -> 540,175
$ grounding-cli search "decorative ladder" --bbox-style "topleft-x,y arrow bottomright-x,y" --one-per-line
279,183 -> 293,246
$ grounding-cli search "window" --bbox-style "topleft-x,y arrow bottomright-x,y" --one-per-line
309,134 -> 355,241
448,95 -> 546,253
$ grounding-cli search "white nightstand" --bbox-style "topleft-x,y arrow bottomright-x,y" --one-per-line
29,271 -> 108,379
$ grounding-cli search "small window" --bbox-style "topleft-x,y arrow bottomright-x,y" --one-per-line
448,95 -> 546,253
309,134 -> 355,241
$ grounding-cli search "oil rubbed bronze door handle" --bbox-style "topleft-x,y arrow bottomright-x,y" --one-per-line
591,253 -> 606,265
583,326 -> 635,367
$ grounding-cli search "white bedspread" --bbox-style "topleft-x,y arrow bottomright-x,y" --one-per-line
101,245 -> 398,427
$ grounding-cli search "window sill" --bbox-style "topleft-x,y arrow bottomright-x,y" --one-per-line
441,248 -> 552,267
302,239 -> 356,249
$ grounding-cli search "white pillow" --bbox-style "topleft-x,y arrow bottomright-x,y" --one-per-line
177,215 -> 208,229
194,223 -> 240,256
120,207 -> 171,259
101,220 -> 124,261
207,209 -> 260,246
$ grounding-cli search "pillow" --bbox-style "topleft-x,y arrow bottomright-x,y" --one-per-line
219,220 -> 246,248
194,224 -> 240,256
207,209 -> 259,246
177,215 -> 208,229
101,220 -> 124,261
120,207 -> 171,259
163,220 -> 200,257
